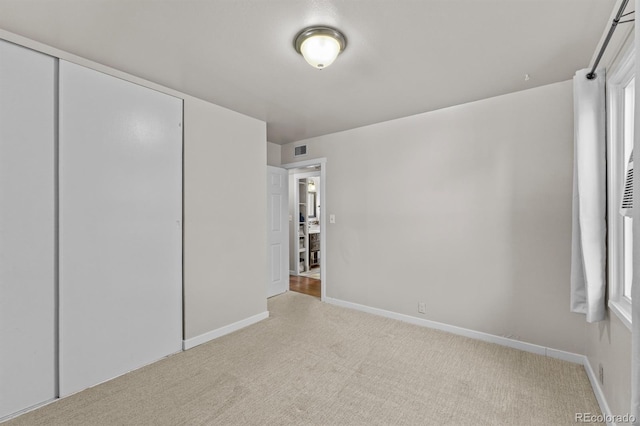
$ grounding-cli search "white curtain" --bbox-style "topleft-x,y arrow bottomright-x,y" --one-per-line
570,68 -> 607,323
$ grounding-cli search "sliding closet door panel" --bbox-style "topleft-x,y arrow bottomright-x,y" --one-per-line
59,61 -> 182,396
0,40 -> 56,418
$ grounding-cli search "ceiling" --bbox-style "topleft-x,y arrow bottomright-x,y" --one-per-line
0,0 -> 617,144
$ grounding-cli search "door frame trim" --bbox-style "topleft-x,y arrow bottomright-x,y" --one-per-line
281,158 -> 327,301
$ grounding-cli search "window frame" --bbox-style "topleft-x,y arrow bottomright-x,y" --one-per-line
607,42 -> 635,330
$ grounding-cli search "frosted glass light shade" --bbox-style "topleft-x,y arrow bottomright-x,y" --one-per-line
300,35 -> 340,69
295,27 -> 346,70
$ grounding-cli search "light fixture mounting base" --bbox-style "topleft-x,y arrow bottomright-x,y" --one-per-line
294,26 -> 347,54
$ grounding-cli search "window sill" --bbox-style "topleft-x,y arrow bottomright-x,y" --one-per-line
608,300 -> 632,331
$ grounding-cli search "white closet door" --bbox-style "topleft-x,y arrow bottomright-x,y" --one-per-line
0,40 -> 56,418
59,61 -> 182,396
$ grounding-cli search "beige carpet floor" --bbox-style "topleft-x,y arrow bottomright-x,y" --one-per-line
5,291 -> 602,426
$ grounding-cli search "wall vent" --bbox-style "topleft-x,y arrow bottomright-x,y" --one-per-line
294,145 -> 307,157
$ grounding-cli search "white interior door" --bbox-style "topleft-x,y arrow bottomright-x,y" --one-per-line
267,166 -> 289,297
59,60 -> 182,396
0,40 -> 56,418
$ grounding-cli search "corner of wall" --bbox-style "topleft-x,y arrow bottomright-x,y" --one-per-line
267,141 -> 282,167
585,313 -> 632,421
183,96 -> 268,341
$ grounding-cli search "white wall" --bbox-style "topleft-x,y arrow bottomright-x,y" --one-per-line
586,315 -> 631,417
267,141 -> 281,166
184,97 -> 267,339
282,81 -> 586,354
0,29 -> 268,346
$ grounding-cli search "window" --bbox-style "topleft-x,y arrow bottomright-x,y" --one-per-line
607,44 -> 634,329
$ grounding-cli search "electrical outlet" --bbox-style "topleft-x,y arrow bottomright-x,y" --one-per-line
598,364 -> 604,385
329,214 -> 336,224
418,302 -> 426,314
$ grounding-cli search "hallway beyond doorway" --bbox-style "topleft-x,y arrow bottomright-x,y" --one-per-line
289,275 -> 320,298
300,266 -> 320,280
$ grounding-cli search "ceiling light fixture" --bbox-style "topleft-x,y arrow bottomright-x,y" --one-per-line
294,26 -> 347,70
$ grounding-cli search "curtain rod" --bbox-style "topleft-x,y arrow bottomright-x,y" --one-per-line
586,0 -> 633,80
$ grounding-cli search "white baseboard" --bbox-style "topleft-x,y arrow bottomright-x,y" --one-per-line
583,358 -> 615,426
324,297 -> 615,421
182,311 -> 269,350
0,398 -> 56,423
324,297 -> 584,363
545,347 -> 585,364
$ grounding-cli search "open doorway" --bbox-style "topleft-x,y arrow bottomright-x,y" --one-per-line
289,275 -> 321,298
293,172 -> 320,278
282,158 -> 327,301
